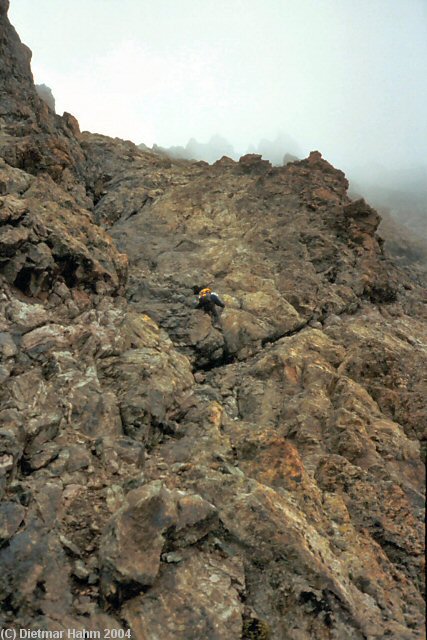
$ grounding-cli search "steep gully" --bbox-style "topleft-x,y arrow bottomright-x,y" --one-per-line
0,3 -> 426,638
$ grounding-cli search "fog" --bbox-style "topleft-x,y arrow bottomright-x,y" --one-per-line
35,84 -> 55,112
153,132 -> 300,165
9,0 -> 427,236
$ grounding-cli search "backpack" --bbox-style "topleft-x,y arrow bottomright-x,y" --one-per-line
199,288 -> 212,300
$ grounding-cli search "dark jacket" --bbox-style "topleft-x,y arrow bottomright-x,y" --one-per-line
195,290 -> 225,310
194,290 -> 225,325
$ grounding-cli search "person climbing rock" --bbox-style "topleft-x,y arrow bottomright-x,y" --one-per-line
193,286 -> 225,325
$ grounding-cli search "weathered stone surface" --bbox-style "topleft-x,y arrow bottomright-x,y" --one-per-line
123,551 -> 245,640
99,482 -> 218,604
173,492 -> 218,547
0,500 -> 25,542
5,298 -> 49,331
0,176 -> 128,298
99,481 -> 178,598
0,3 -> 425,636
97,311 -> 194,442
0,331 -> 16,358
0,3 -> 87,195
0,521 -> 73,621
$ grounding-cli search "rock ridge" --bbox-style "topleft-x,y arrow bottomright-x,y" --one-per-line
0,5 -> 425,639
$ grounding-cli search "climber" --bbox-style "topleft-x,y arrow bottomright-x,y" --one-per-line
193,286 -> 225,324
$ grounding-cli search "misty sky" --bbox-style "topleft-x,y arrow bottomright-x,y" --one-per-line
9,0 -> 427,178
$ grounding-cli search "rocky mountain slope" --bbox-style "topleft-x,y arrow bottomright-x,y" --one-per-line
0,2 -> 425,638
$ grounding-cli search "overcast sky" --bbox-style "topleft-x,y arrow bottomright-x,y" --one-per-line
9,0 -> 427,179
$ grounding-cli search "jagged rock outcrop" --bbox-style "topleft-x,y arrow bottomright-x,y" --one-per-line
35,84 -> 55,112
0,0 -> 87,203
0,4 -> 425,638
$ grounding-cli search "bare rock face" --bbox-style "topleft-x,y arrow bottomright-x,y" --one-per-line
123,550 -> 245,640
0,4 -> 87,201
99,481 -> 218,603
99,482 -> 179,598
0,174 -> 128,298
0,4 -> 425,638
